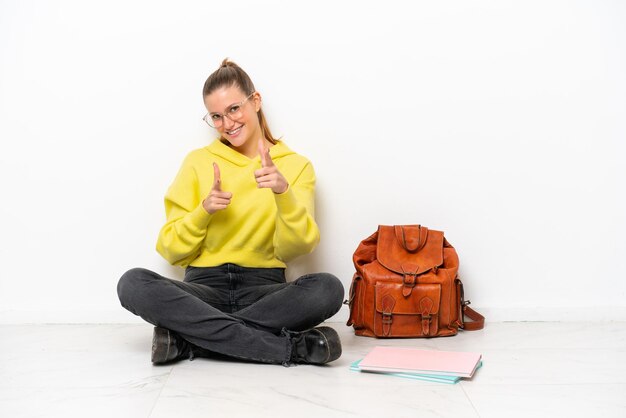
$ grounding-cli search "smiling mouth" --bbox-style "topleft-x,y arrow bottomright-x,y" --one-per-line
226,125 -> 243,135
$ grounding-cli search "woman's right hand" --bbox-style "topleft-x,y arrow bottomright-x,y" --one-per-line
202,162 -> 232,214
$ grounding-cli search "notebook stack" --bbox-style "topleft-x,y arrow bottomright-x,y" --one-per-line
351,346 -> 483,384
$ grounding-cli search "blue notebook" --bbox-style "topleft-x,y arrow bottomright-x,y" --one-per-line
350,359 -> 483,384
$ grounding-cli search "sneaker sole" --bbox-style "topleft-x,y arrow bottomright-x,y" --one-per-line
151,327 -> 173,364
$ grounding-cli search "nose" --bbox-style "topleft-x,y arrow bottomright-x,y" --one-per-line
221,115 -> 236,130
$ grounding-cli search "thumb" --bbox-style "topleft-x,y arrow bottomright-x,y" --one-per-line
212,162 -> 221,191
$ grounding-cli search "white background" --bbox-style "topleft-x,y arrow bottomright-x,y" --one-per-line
1,0 -> 624,323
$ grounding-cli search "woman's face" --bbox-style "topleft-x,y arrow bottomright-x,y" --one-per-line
204,85 -> 261,150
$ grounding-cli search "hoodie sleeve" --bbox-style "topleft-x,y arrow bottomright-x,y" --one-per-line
156,154 -> 212,267
272,161 -> 320,262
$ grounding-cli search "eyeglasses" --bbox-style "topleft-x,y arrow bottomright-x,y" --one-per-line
202,93 -> 255,128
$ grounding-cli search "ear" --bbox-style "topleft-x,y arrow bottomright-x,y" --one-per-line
253,91 -> 262,112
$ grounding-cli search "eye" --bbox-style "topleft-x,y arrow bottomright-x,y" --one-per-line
227,105 -> 240,114
210,113 -> 222,121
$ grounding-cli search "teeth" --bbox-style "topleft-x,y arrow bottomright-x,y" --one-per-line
227,126 -> 242,135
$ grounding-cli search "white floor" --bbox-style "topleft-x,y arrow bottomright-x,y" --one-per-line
1,322 -> 625,418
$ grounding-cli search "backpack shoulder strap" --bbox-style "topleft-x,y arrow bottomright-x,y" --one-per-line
462,304 -> 485,331
456,277 -> 485,331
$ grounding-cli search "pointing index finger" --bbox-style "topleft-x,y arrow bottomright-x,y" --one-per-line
212,162 -> 221,191
258,138 -> 274,167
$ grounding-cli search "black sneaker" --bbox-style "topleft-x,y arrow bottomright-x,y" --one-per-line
290,326 -> 342,365
151,327 -> 191,364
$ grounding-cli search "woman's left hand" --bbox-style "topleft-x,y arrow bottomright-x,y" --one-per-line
254,138 -> 289,194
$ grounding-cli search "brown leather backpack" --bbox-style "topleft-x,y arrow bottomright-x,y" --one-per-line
346,225 -> 484,338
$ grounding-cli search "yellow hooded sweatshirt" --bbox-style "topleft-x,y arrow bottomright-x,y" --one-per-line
156,139 -> 320,268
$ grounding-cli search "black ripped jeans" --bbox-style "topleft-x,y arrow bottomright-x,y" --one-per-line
117,264 -> 344,364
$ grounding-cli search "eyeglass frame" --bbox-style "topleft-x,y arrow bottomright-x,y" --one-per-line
202,92 -> 256,128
